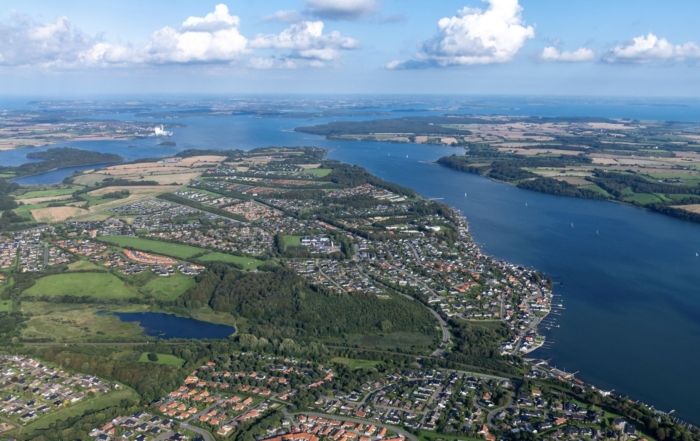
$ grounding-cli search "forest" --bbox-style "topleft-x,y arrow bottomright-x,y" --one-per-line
7,148 -> 123,177
174,264 -> 438,345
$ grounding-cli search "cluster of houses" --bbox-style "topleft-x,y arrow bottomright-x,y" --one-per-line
89,411 -> 177,441
0,356 -> 113,426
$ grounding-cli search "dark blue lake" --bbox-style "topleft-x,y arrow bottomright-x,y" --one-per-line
114,312 -> 235,339
3,96 -> 700,423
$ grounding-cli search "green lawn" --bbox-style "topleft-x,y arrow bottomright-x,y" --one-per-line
23,388 -> 139,434
141,273 -> 196,301
67,260 -> 103,271
138,352 -> 185,367
23,272 -> 137,299
330,357 -> 380,370
303,168 -> 332,177
197,252 -> 264,269
0,300 -> 11,312
625,193 -> 664,205
283,235 -> 303,247
98,236 -> 205,259
581,185 -> 611,198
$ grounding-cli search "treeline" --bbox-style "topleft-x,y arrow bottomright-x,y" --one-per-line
295,117 -> 469,137
101,190 -> 130,199
4,148 -> 123,177
591,170 -> 700,198
320,161 -> 418,197
174,146 -> 326,164
517,177 -> 607,199
175,264 -> 437,344
156,193 -> 247,222
447,319 -> 524,375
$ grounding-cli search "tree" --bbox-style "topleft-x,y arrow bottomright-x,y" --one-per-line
147,352 -> 159,362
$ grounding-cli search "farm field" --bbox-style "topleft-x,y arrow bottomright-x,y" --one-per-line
16,187 -> 79,199
303,168 -> 332,177
22,272 -> 137,299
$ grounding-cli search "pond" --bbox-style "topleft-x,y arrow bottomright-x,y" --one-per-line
114,312 -> 235,339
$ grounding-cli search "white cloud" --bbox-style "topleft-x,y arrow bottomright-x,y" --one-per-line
604,33 -> 700,63
141,4 -> 248,64
250,21 -> 359,66
0,14 -> 96,67
540,46 -> 596,62
305,0 -> 381,20
262,10 -> 304,24
386,0 -> 534,69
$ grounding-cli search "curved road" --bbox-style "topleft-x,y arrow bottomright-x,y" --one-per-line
353,262 -> 450,355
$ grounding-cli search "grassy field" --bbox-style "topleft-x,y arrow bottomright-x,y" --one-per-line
20,302 -> 148,342
98,236 -> 205,259
23,388 -> 139,434
0,300 -> 11,312
329,357 -> 380,370
17,187 -> 78,199
196,252 -> 264,269
303,168 -> 332,177
23,272 -> 137,299
141,273 -> 195,301
138,352 -> 185,367
67,260 -> 104,271
283,235 -> 303,247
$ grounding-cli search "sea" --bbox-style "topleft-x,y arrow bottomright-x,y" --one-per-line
3,95 -> 700,424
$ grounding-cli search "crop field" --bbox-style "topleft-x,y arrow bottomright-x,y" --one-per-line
97,236 -> 205,259
30,206 -> 88,222
22,272 -> 137,299
138,352 -> 185,367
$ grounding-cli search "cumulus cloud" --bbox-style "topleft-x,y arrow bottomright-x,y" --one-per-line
250,21 -> 359,66
0,14 -> 96,66
540,46 -> 596,62
305,0 -> 381,20
139,4 -> 249,64
386,0 -> 534,69
262,10 -> 304,24
604,33 -> 700,63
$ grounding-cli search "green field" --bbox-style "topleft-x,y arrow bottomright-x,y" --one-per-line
23,272 -> 137,299
138,352 -> 185,367
67,260 -> 103,271
196,252 -> 264,269
17,187 -> 79,199
283,235 -> 303,247
141,273 -> 196,301
625,193 -> 664,205
330,357 -> 380,370
303,168 -> 332,177
98,236 -> 205,259
0,300 -> 11,312
581,185 -> 611,198
22,388 -> 139,434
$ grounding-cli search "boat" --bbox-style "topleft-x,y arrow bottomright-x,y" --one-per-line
571,223 -> 574,228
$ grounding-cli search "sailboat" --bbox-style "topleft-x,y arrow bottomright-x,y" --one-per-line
596,230 -> 599,236
571,223 -> 574,228
465,192 -> 467,197
525,203 -> 528,207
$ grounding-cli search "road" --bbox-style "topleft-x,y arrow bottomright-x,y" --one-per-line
180,422 -> 214,441
353,262 -> 450,356
285,411 -> 419,441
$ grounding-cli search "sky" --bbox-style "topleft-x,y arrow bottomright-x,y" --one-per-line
1,0 -> 700,97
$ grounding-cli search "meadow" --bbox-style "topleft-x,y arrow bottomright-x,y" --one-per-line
138,352 -> 185,367
22,272 -> 137,299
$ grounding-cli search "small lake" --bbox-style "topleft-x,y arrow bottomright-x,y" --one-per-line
114,312 -> 236,339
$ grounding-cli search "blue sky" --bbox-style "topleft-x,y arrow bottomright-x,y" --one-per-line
1,0 -> 700,96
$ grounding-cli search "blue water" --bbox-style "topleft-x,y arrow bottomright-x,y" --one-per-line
114,312 -> 235,339
3,96 -> 700,423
